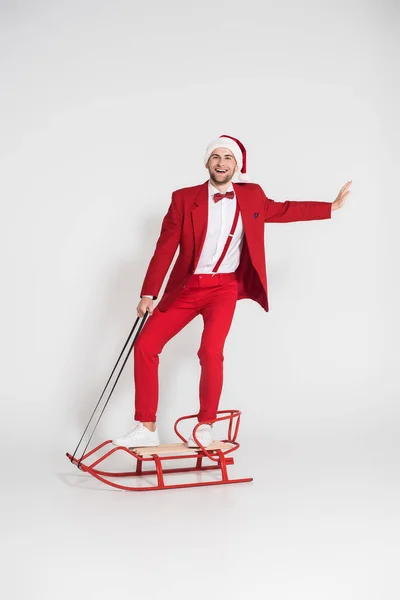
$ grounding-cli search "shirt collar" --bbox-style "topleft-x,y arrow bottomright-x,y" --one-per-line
208,180 -> 234,197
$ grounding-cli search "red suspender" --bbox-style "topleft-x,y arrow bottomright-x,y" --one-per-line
212,200 -> 240,275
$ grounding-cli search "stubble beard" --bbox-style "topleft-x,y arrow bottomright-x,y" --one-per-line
209,170 -> 233,187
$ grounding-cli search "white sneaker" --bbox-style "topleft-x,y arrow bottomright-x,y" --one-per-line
112,423 -> 160,448
187,424 -> 214,448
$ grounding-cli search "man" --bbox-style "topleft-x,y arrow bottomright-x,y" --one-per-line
112,134 -> 351,449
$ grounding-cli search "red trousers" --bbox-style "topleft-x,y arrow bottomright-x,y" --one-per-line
134,273 -> 238,423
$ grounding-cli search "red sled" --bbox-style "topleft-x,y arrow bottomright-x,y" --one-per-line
67,409 -> 253,492
66,315 -> 253,491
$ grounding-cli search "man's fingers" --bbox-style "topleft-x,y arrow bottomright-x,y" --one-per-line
137,307 -> 153,318
338,187 -> 351,200
341,180 -> 352,191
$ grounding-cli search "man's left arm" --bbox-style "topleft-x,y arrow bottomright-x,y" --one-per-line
261,180 -> 352,222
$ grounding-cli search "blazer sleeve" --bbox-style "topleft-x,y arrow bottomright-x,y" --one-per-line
260,185 -> 332,223
140,191 -> 183,299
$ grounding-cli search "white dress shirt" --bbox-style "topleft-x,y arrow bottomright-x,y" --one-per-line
194,181 -> 244,273
142,180 -> 244,298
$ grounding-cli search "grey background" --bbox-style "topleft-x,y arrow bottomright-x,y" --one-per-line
1,1 -> 399,598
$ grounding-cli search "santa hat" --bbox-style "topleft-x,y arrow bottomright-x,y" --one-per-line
204,134 -> 249,182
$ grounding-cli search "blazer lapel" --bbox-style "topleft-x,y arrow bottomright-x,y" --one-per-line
191,180 -> 209,268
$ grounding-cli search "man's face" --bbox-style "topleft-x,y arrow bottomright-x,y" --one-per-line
206,147 -> 238,185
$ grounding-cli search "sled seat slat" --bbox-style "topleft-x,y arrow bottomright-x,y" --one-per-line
130,441 -> 235,456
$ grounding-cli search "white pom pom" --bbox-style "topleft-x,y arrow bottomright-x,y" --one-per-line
238,172 -> 249,182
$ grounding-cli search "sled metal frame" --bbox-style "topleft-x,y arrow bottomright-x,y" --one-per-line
67,409 -> 253,491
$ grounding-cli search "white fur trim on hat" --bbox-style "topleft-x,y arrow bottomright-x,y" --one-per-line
204,137 -> 243,171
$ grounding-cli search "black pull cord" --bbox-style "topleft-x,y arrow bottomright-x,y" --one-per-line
76,311 -> 149,467
69,312 -> 149,466
69,316 -> 141,463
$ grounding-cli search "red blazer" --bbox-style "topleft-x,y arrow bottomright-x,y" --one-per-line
140,180 -> 332,312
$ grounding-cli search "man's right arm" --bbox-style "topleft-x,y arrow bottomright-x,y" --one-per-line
139,191 -> 183,300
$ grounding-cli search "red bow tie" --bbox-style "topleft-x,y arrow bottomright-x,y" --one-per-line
213,191 -> 234,203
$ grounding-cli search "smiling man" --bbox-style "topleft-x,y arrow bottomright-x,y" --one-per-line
112,134 -> 351,449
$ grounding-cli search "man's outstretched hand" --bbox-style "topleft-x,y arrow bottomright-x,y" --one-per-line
332,180 -> 352,211
137,297 -> 154,317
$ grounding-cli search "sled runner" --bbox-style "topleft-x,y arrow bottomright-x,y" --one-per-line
66,314 -> 253,491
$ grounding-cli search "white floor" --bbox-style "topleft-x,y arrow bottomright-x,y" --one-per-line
3,421 -> 400,600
